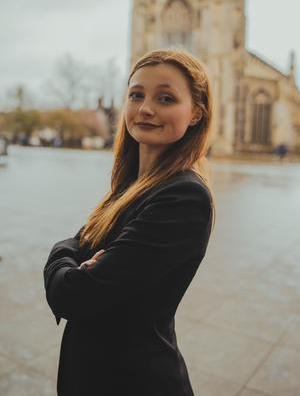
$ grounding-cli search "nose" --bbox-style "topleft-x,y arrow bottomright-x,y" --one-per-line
138,100 -> 155,117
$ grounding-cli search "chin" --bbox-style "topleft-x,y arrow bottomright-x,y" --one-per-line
129,131 -> 157,143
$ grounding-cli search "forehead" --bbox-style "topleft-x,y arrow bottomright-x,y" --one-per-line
129,63 -> 190,93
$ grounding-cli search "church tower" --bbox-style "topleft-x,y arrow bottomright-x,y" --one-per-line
130,0 -> 247,154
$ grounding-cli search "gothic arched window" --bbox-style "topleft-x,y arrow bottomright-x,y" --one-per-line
161,0 -> 192,50
251,90 -> 272,145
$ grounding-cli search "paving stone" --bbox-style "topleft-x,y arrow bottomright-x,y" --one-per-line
0,354 -> 17,377
176,283 -> 232,322
26,345 -> 60,381
0,367 -> 55,396
279,315 -> 300,352
188,367 -> 242,396
237,388 -> 270,396
179,323 -> 272,385
248,346 -> 300,395
0,312 -> 61,366
203,296 -> 294,343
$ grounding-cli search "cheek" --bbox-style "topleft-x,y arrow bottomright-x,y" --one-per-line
124,103 -> 135,127
166,106 -> 192,132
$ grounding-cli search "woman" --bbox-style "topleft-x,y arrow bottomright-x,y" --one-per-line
44,49 -> 215,396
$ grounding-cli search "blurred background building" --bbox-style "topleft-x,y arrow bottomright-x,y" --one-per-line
130,0 -> 300,155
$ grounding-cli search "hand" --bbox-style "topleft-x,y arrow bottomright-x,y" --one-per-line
79,249 -> 105,270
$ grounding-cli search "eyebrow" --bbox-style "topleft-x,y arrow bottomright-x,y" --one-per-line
129,83 -> 179,93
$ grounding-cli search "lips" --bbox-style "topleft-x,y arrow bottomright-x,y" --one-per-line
135,122 -> 162,128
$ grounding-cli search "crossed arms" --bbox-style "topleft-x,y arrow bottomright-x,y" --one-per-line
43,181 -> 212,324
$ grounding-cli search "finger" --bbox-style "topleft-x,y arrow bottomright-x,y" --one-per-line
79,260 -> 87,268
80,250 -> 106,270
79,261 -> 88,269
92,249 -> 105,259
80,259 -> 95,269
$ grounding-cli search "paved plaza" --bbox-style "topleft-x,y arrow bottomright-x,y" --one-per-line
0,146 -> 300,396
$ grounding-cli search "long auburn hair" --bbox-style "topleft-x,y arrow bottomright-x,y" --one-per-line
80,49 -> 215,249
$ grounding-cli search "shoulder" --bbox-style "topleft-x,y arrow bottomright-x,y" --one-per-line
147,170 -> 212,207
119,170 -> 213,227
131,170 -> 213,225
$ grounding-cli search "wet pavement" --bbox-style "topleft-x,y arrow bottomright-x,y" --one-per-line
0,145 -> 300,396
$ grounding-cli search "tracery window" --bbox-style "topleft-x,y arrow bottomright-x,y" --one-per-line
251,91 -> 272,145
161,0 -> 192,50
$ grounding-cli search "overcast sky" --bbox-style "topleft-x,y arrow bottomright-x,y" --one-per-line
0,0 -> 299,109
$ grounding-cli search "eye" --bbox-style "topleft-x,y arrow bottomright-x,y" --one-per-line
128,91 -> 144,101
158,94 -> 175,104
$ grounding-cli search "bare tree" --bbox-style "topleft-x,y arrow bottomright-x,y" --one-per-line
46,53 -> 85,109
84,57 -> 124,108
100,57 -> 119,105
45,54 -> 125,110
5,84 -> 35,111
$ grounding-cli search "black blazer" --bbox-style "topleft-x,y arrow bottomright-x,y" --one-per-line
43,169 -> 213,396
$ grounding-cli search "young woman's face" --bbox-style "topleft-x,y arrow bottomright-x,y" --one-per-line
125,63 -> 196,147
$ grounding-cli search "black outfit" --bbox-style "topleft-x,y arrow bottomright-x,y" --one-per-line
43,169 -> 213,396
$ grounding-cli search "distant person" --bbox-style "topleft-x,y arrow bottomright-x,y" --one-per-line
18,132 -> 29,146
274,143 -> 288,160
0,136 -> 8,156
43,49 -> 215,396
53,135 -> 63,148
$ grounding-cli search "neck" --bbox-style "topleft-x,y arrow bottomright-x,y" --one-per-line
138,143 -> 166,179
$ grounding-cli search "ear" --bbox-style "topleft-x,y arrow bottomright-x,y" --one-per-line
189,109 -> 203,126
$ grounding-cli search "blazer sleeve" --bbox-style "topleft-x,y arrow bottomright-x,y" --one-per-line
43,180 -> 212,322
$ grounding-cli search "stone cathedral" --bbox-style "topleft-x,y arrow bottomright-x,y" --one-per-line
130,0 -> 300,155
